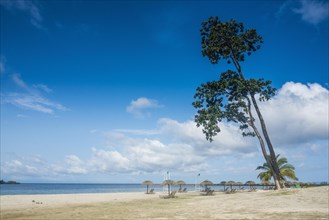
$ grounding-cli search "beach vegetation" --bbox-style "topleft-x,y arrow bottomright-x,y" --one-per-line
0,180 -> 19,184
256,154 -> 298,182
193,16 -> 285,189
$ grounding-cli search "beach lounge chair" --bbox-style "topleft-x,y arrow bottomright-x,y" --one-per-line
179,187 -> 187,193
248,187 -> 257,192
200,189 -> 215,196
225,189 -> 237,194
159,191 -> 177,199
145,188 -> 155,194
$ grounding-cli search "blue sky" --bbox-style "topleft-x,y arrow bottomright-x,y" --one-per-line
0,0 -> 328,184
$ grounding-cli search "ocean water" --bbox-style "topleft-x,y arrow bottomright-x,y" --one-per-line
0,183 -> 197,195
0,183 -> 265,195
0,183 -> 147,195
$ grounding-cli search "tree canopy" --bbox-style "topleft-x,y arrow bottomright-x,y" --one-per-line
201,16 -> 263,66
193,70 -> 276,142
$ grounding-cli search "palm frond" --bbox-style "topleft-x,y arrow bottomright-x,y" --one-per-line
256,154 -> 298,182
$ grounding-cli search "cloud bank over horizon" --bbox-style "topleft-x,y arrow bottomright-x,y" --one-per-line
2,82 -> 328,183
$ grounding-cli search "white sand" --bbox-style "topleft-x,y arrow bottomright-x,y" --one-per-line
0,192 -> 157,210
1,186 -> 328,219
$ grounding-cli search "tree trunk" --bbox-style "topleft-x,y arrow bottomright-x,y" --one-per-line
250,95 -> 286,189
230,53 -> 284,189
246,97 -> 281,190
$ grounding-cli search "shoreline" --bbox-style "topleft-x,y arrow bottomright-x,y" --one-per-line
1,186 -> 328,219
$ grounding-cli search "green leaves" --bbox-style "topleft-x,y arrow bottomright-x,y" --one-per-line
193,69 -> 275,141
200,16 -> 263,64
247,78 -> 276,101
193,79 -> 227,142
256,154 -> 298,181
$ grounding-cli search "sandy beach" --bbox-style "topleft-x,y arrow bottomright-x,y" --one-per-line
1,186 -> 328,219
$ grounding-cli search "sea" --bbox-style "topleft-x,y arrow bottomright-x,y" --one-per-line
0,183 -> 265,195
0,183 -> 193,195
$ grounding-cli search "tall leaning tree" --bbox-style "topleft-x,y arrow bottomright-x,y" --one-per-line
193,16 -> 285,189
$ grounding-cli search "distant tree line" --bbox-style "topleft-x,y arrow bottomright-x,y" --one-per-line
0,180 -> 20,184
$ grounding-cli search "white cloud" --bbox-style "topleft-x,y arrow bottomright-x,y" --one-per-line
126,137 -> 207,172
0,114 -> 260,180
158,118 -> 256,156
0,0 -> 44,29
126,97 -> 161,118
2,160 -> 40,176
260,82 -> 329,146
293,0 -> 329,25
88,147 -> 131,173
3,92 -> 67,114
11,73 -> 29,90
65,155 -> 88,174
2,74 -> 68,114
33,84 -> 52,93
99,118 -> 256,174
114,129 -> 160,136
1,154 -> 89,178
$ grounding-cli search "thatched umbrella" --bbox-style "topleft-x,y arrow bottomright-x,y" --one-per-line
142,180 -> 153,194
200,180 -> 213,191
236,182 -> 243,189
220,181 -> 227,191
261,180 -> 272,189
162,179 -> 175,195
245,181 -> 256,190
226,181 -> 236,190
175,180 -> 186,191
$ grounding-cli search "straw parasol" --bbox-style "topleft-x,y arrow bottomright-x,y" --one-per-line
200,180 -> 213,191
261,180 -> 272,189
245,181 -> 256,190
200,180 -> 213,186
162,179 -> 175,195
220,181 -> 227,191
226,181 -> 236,190
175,180 -> 186,191
235,182 -> 243,189
142,180 -> 153,194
